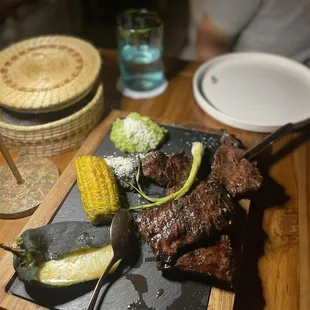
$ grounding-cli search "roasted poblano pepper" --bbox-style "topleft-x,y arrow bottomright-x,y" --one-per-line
0,221 -> 120,287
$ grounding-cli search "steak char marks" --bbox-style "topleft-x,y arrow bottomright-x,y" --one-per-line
212,133 -> 263,197
175,235 -> 235,285
136,134 -> 262,288
136,175 -> 235,267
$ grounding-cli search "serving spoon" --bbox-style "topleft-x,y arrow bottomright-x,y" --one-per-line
86,209 -> 131,310
244,117 -> 310,161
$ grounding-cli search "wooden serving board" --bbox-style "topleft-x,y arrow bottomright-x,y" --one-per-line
0,110 -> 249,310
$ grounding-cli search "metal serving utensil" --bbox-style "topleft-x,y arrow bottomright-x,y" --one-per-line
244,117 -> 310,162
86,209 -> 131,310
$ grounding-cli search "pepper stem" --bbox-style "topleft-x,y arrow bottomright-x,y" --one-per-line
0,243 -> 26,258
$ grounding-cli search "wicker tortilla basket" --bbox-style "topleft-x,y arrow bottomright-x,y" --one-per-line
0,35 -> 102,113
0,83 -> 104,156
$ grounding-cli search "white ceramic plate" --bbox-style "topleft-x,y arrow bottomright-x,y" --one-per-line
193,52 -> 310,132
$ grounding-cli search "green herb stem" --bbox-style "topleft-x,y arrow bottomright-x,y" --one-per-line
129,142 -> 204,211
135,164 -> 161,202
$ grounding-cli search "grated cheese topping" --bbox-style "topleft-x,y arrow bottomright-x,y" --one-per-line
104,155 -> 140,188
123,117 -> 160,150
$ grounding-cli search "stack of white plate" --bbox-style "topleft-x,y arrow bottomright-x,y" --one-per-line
193,52 -> 310,133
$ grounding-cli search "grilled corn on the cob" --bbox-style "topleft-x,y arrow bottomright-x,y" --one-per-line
75,155 -> 121,224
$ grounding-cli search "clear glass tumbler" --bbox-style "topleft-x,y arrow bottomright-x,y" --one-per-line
117,9 -> 165,92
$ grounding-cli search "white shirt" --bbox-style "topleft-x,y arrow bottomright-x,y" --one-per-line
181,0 -> 310,62
205,0 -> 310,61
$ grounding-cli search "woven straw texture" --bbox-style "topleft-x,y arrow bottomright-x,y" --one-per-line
0,83 -> 104,156
0,35 -> 102,113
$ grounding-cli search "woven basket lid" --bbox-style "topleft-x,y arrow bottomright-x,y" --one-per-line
0,35 -> 102,113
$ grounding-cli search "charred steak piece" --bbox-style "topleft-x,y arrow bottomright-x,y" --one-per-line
220,132 -> 243,148
136,177 -> 236,267
165,152 -> 192,191
141,151 -> 169,186
212,134 -> 263,197
137,133 -> 262,288
142,151 -> 192,190
174,235 -> 235,288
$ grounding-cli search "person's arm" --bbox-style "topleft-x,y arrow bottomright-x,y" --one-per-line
196,0 -> 261,61
196,15 -> 232,61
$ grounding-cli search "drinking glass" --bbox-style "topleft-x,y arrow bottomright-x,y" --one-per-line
117,9 -> 165,92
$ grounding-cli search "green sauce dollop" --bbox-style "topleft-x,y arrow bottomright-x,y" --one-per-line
110,112 -> 167,153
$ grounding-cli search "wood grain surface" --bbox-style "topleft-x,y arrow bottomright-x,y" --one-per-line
0,49 -> 309,310
0,110 -> 121,310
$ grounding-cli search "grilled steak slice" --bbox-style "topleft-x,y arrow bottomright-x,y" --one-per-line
174,235 -> 235,287
136,177 -> 235,267
142,151 -> 169,186
220,132 -> 243,148
142,151 -> 192,190
165,152 -> 192,191
137,133 -> 262,288
212,135 -> 263,197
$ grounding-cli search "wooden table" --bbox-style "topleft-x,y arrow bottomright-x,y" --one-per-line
0,49 -> 309,310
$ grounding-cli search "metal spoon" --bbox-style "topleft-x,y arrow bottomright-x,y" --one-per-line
86,209 -> 131,310
244,117 -> 310,161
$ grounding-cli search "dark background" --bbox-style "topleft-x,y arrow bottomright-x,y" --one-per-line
0,0 -> 189,58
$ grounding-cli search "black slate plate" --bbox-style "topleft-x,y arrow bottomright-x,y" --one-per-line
9,124 -> 222,310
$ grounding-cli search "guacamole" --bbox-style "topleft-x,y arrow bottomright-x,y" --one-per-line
110,112 -> 167,153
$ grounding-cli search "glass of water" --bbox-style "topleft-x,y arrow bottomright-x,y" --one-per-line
117,9 -> 166,92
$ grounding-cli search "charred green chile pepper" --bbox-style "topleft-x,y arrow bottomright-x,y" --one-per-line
0,221 -> 120,287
